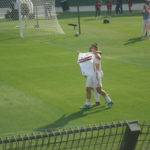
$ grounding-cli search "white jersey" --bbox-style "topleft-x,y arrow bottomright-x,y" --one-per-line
78,52 -> 95,76
78,52 -> 103,88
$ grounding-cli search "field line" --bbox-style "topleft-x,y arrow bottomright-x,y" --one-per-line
0,64 -> 73,71
23,38 -> 150,68
104,56 -> 150,68
26,38 -> 76,51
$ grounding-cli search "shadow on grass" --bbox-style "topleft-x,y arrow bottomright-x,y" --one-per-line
36,105 -> 109,131
124,36 -> 146,45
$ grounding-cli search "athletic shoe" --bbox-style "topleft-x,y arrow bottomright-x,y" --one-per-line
107,102 -> 113,109
80,105 -> 90,109
91,102 -> 100,106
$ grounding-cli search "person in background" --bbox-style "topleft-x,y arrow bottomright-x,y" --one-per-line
11,0 -> 19,20
115,0 -> 123,15
141,1 -> 150,39
146,0 -> 150,38
127,0 -> 133,13
95,0 -> 102,19
106,0 -> 112,17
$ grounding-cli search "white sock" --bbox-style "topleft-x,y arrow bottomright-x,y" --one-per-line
85,99 -> 90,105
104,94 -> 112,103
94,90 -> 100,103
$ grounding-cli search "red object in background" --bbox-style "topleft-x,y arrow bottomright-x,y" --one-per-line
95,0 -> 102,8
106,0 -> 112,9
128,0 -> 133,7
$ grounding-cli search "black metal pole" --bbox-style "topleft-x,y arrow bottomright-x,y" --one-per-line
119,121 -> 141,150
77,0 -> 81,34
35,5 -> 40,28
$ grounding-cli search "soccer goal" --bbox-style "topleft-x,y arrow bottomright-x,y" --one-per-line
0,0 -> 64,37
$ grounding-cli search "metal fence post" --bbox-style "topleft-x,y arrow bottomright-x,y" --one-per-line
119,121 -> 141,150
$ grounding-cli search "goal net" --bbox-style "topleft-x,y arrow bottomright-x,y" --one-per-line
0,0 -> 64,37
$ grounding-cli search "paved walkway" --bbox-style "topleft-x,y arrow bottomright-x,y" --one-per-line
56,3 -> 144,13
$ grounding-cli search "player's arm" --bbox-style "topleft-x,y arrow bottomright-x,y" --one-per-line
94,52 -> 101,60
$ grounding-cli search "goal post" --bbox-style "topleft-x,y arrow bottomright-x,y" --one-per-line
18,0 -> 23,37
0,0 -> 64,37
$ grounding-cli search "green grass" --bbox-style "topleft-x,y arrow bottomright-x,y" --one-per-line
0,11 -> 150,136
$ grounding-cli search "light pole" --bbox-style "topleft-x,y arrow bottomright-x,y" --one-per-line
77,0 -> 81,35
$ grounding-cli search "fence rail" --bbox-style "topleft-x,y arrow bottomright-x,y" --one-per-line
0,120 -> 150,150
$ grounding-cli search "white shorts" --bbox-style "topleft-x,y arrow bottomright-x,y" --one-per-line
142,19 -> 150,31
146,19 -> 150,30
86,71 -> 103,88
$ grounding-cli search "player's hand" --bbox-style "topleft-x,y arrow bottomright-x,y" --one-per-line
97,51 -> 102,55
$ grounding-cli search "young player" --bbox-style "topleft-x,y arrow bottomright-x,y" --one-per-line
80,44 -> 113,109
77,47 -> 101,106
127,0 -> 133,13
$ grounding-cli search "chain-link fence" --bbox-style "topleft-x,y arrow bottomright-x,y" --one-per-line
0,120 -> 149,150
55,0 -> 145,7
135,121 -> 150,150
0,0 -> 145,8
0,0 -> 64,37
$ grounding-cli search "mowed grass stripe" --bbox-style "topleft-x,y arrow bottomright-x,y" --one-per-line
0,81 -> 64,132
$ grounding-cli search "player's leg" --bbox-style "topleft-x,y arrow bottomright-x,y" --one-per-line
90,71 -> 102,106
129,6 -> 132,13
92,88 -> 100,106
95,8 -> 98,19
147,29 -> 150,38
96,87 -> 113,108
109,8 -> 111,16
115,4 -> 119,15
110,8 -> 112,16
108,8 -> 110,16
142,20 -> 146,37
120,5 -> 123,14
94,89 -> 100,103
98,8 -> 101,19
93,73 -> 113,108
93,73 -> 101,106
80,76 -> 93,109
80,87 -> 92,109
107,8 -> 109,16
146,20 -> 150,38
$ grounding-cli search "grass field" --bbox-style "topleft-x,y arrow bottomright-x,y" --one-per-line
0,11 -> 150,136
